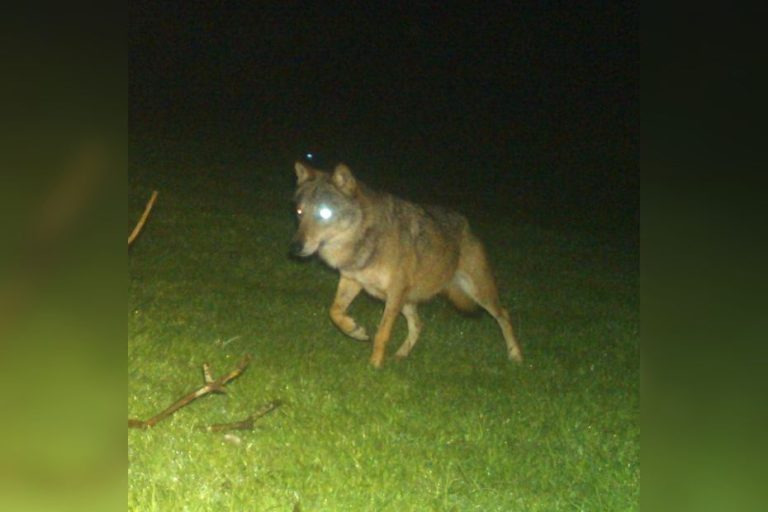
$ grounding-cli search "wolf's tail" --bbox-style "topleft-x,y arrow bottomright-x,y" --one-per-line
444,282 -> 479,313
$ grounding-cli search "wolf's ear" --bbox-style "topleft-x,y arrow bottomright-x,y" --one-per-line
332,163 -> 357,196
295,161 -> 315,185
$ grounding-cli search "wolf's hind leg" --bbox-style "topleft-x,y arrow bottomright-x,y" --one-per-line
491,306 -> 523,363
394,303 -> 422,359
330,276 -> 369,341
455,239 -> 523,363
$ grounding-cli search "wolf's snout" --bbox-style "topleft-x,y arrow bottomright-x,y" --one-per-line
289,238 -> 306,257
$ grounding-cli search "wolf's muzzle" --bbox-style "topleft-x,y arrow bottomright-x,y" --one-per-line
289,239 -> 306,257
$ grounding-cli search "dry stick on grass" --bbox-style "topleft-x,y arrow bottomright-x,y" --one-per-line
128,354 -> 252,429
198,400 -> 283,432
128,190 -> 159,246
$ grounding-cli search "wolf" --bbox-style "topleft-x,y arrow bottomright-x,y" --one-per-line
291,161 -> 523,368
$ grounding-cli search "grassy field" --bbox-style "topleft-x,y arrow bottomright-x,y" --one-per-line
128,158 -> 638,511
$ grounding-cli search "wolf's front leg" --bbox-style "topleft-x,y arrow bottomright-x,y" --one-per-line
370,290 -> 406,368
330,276 -> 368,341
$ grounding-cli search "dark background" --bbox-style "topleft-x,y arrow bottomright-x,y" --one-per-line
130,1 -> 637,232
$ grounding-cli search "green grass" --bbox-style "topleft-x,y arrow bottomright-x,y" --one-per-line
128,162 -> 638,511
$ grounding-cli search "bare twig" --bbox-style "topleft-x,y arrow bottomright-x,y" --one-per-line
198,400 -> 283,432
202,362 -> 215,384
128,190 -> 158,246
128,354 -> 252,429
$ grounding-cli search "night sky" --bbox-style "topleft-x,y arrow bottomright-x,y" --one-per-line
130,1 -> 637,229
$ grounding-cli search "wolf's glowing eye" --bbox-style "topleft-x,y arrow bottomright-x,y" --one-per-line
317,205 -> 333,220
296,207 -> 304,217
305,153 -> 313,160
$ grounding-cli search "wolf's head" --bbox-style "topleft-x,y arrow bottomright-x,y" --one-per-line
291,161 -> 363,263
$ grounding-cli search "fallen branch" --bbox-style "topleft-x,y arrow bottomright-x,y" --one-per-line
129,354 -> 252,429
198,400 -> 283,432
128,190 -> 158,246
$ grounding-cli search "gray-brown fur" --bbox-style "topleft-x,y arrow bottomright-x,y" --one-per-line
291,161 -> 523,368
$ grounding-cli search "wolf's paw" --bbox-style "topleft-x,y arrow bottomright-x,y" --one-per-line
369,353 -> 384,368
508,349 -> 524,364
394,345 -> 411,359
347,325 -> 370,341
